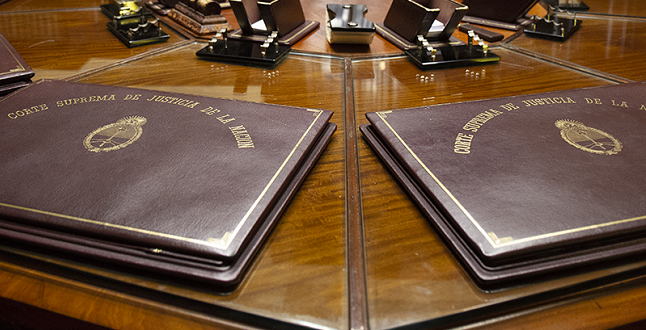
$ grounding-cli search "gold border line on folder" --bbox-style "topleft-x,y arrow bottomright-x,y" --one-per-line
374,25 -> 412,49
0,38 -> 26,75
226,109 -> 325,246
376,111 -> 646,249
0,202 -> 217,247
494,215 -> 646,248
1,109 -> 325,251
376,111 -> 496,246
282,21 -> 318,44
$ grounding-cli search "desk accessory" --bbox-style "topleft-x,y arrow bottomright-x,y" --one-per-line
146,0 -> 230,16
0,33 -> 34,95
167,0 -> 231,36
524,11 -> 581,41
102,0 -> 170,47
404,31 -> 500,69
543,0 -> 589,12
361,82 -> 646,288
228,0 -> 319,46
325,4 -> 375,45
101,0 -> 155,27
146,0 -> 177,15
0,80 -> 335,292
376,0 -> 467,50
196,29 -> 290,67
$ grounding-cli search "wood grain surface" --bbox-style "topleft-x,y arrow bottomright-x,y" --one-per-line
352,50 -> 645,330
2,0 -> 646,329
507,15 -> 646,82
0,8 -> 188,80
567,0 -> 646,17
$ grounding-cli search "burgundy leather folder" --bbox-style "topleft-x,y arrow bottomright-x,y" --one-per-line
361,82 -> 646,287
0,33 -> 34,95
0,80 -> 335,292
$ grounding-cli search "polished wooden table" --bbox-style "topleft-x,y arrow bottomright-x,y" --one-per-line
2,0 -> 646,329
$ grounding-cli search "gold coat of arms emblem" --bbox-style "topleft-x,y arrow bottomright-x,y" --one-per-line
84,116 -> 147,152
555,119 -> 622,155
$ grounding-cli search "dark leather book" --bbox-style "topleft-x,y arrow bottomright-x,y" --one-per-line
0,33 -> 34,95
361,82 -> 646,287
0,80 -> 335,292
